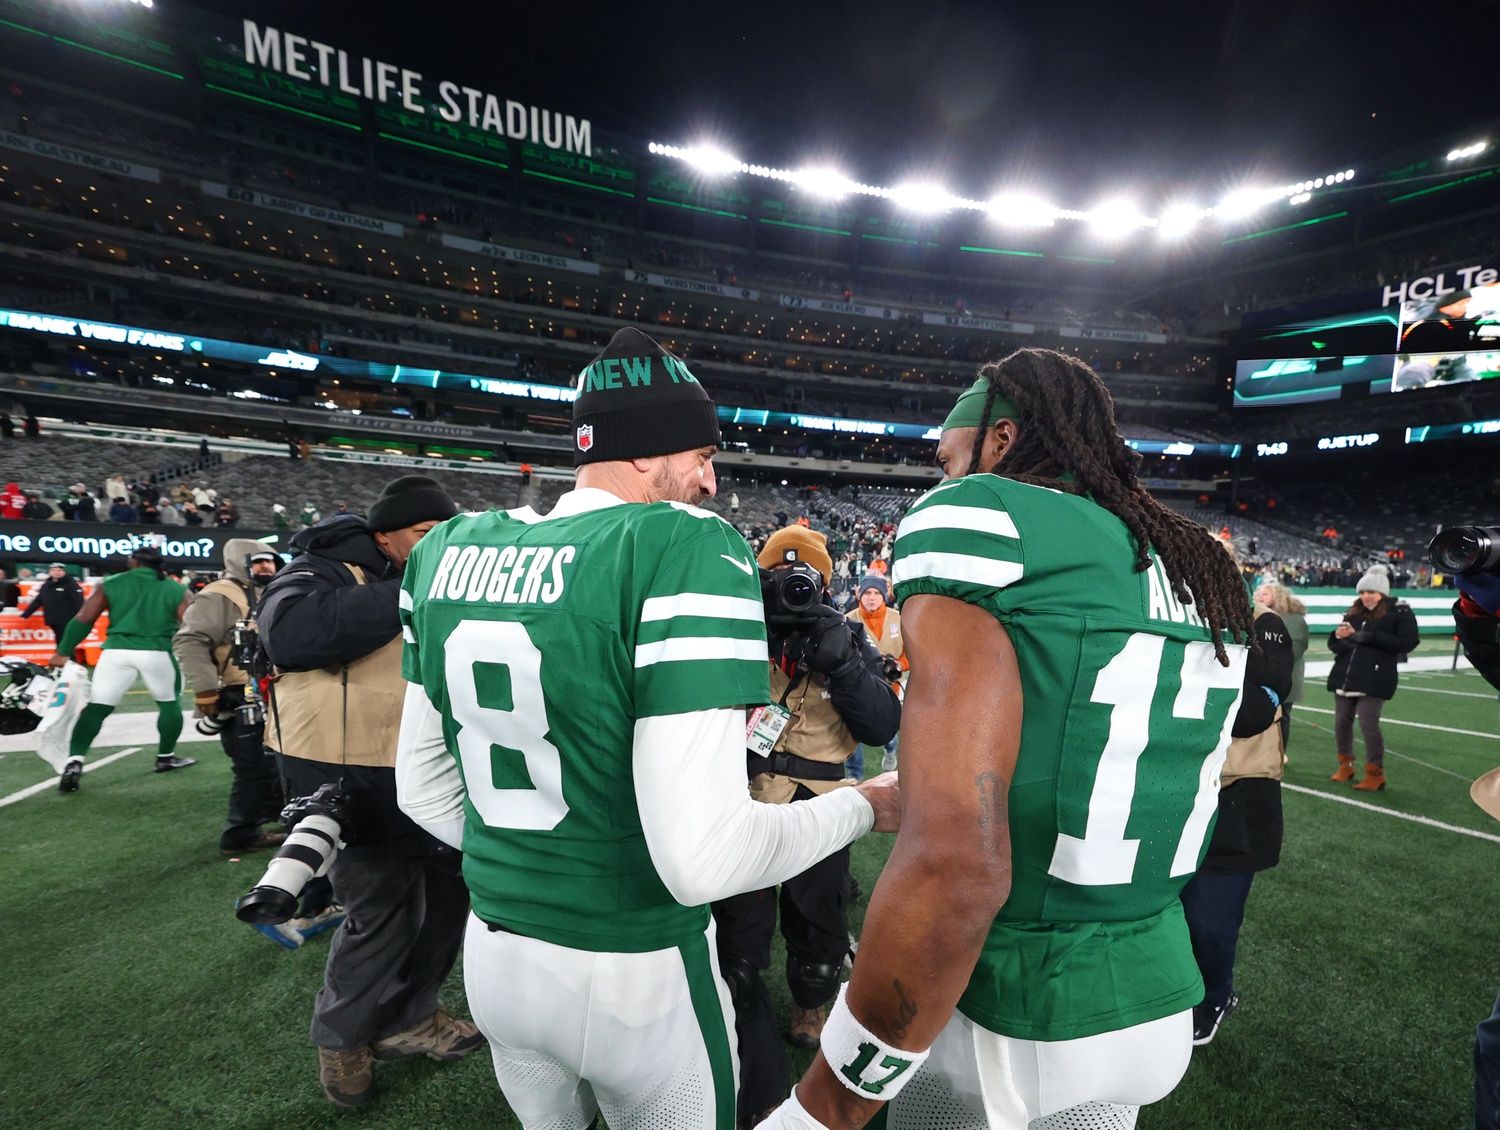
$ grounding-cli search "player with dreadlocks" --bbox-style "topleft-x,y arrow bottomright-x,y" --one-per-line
765,348 -> 1253,1130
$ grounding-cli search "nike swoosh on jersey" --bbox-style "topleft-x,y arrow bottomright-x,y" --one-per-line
720,554 -> 754,575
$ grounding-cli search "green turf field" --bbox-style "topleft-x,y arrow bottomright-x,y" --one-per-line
1,664 -> 1496,1129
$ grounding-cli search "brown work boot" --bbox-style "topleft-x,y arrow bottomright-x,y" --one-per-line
318,1046 -> 374,1108
371,1007 -> 485,1062
1330,755 -> 1356,783
787,1004 -> 827,1049
1353,762 -> 1386,791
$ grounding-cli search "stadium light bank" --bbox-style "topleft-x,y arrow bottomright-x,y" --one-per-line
648,141 -> 1356,235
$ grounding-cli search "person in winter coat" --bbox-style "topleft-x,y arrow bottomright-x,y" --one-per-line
1,481 -> 24,519
258,479 -> 480,1105
61,485 -> 96,522
108,497 -> 137,524
173,539 -> 284,854
23,563 -> 86,647
1181,597 -> 1293,1046
1327,567 -> 1420,791
22,492 -> 54,520
1257,582 -> 1309,750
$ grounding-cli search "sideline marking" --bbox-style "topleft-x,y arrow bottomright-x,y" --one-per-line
1297,705 -> 1498,740
0,747 -> 143,808
1400,685 -> 1498,700
1283,783 -> 1500,845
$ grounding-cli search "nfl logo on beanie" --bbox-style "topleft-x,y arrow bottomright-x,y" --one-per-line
570,327 -> 720,466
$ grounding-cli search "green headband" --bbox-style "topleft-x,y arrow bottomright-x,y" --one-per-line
941,377 -> 1019,432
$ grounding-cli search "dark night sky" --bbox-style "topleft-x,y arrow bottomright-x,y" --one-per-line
180,0 -> 1498,206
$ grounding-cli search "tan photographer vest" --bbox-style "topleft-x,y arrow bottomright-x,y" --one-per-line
1222,707 -> 1285,786
1221,604 -> 1286,786
200,577 -> 252,689
749,663 -> 856,805
848,604 -> 904,662
266,564 -> 405,769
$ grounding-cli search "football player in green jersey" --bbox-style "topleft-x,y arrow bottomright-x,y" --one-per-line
396,328 -> 901,1130
50,546 -> 194,791
768,349 -> 1255,1130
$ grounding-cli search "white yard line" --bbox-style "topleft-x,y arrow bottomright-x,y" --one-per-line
1399,685 -> 1499,700
0,747 -> 142,808
1283,783 -> 1500,845
1296,704 -> 1499,741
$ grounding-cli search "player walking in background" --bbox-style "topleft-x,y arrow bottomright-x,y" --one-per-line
49,546 -> 195,792
396,328 -> 900,1130
767,348 -> 1254,1130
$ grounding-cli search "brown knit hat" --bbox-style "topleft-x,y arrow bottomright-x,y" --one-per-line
757,526 -> 832,585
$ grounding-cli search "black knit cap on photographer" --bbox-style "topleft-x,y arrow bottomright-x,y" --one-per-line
367,475 -> 460,532
571,327 -> 720,465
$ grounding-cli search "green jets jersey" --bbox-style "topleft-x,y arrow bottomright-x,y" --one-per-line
400,491 -> 771,953
890,474 -> 1248,1041
101,567 -> 187,651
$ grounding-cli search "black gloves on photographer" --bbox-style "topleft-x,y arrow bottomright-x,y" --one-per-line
800,604 -> 861,678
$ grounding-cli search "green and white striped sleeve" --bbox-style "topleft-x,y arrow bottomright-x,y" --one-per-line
890,477 -> 1025,611
633,519 -> 771,718
397,568 -> 424,685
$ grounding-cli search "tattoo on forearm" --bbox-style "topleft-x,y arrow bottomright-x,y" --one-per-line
976,771 -> 1006,829
888,978 -> 919,1043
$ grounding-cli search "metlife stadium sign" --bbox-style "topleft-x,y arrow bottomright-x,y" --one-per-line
242,21 -> 592,157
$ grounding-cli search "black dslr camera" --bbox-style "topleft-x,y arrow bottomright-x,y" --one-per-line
759,562 -> 823,627
193,617 -> 267,736
234,783 -> 353,925
1428,526 -> 1500,576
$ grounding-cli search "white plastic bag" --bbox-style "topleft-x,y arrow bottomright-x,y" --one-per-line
35,661 -> 91,774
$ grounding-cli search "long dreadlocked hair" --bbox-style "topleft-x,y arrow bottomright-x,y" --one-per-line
965,348 -> 1252,664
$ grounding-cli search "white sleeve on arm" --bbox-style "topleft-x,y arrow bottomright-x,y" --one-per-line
634,708 -> 874,906
395,681 -> 466,850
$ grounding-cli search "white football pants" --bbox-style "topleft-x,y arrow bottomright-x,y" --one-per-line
90,649 -> 180,707
462,912 -> 739,1129
886,1007 -> 1191,1129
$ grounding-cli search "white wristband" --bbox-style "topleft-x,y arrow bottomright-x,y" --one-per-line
819,984 -> 930,1102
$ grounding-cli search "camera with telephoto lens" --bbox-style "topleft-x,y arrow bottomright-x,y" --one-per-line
1428,526 -> 1500,576
759,562 -> 823,626
234,783 -> 353,925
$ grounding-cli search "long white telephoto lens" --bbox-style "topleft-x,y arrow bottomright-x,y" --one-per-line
234,813 -> 344,925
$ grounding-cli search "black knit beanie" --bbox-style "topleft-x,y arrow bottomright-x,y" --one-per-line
571,328 -> 721,466
367,475 -> 459,532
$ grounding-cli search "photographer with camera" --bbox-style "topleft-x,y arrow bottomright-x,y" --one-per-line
847,574 -> 907,775
173,540 -> 284,856
1429,527 -> 1500,1129
715,526 -> 901,1126
257,476 -> 482,1108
